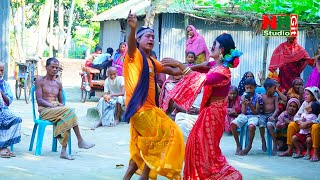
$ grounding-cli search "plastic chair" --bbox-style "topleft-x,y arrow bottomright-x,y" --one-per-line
237,122 -> 249,149
267,128 -> 277,156
28,85 -> 71,156
255,87 -> 266,94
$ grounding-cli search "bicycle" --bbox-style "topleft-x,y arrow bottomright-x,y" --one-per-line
14,58 -> 39,104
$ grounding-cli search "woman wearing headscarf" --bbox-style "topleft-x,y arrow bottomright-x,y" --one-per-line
268,37 -> 319,91
163,33 -> 243,179
185,25 -> 210,64
237,71 -> 255,96
113,42 -> 127,76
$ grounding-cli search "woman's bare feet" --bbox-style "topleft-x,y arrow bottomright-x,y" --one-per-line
279,149 -> 293,157
78,140 -> 95,149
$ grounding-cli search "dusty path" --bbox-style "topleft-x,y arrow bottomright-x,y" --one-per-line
1,81 -> 319,180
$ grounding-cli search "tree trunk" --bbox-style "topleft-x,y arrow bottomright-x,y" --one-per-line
144,2 -> 156,28
0,0 -> 10,79
57,0 -> 65,57
11,4 -> 25,62
49,0 -> 54,57
36,0 -> 51,57
63,0 -> 75,58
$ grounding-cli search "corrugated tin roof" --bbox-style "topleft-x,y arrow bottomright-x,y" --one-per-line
92,0 -> 151,21
92,0 -> 195,22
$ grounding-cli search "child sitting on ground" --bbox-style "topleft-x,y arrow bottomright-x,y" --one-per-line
225,86 -> 241,134
231,78 -> 263,155
260,79 -> 279,155
184,51 -> 196,67
292,101 -> 320,159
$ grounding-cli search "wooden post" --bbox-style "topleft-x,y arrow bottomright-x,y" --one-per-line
262,36 -> 269,82
0,0 -> 10,80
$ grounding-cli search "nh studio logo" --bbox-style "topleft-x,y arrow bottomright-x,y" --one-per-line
261,14 -> 298,37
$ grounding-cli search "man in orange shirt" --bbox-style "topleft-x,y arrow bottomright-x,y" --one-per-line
122,12 -> 185,180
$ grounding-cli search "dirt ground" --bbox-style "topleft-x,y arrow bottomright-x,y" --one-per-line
1,78 -> 320,180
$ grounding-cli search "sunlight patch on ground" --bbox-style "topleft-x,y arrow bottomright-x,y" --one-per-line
20,153 -> 44,161
229,160 -> 271,173
4,166 -> 31,172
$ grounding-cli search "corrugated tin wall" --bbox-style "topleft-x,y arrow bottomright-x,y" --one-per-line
101,16 -> 161,59
160,13 -> 307,86
100,20 -> 122,54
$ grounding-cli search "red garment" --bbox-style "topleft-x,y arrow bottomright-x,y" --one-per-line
268,39 -> 313,91
159,76 -> 180,112
169,66 -> 242,180
225,96 -> 241,133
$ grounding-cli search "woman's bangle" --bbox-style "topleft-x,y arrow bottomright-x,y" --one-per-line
182,67 -> 190,75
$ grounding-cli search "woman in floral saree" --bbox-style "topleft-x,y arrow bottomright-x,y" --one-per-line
162,33 -> 242,179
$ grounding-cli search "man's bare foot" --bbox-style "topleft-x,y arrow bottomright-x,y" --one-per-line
60,152 -> 75,160
272,145 -> 277,156
262,140 -> 267,152
235,146 -> 242,155
279,150 -> 292,157
115,119 -> 119,125
239,146 -> 251,156
78,140 -> 95,149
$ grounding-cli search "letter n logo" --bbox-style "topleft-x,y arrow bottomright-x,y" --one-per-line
262,15 -> 277,30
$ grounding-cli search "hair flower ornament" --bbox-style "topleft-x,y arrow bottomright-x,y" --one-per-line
222,49 -> 243,68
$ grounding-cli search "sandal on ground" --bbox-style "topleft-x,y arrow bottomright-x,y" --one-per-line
303,154 -> 310,160
1,152 -> 11,158
310,157 -> 320,162
292,153 -> 303,158
8,152 -> 16,157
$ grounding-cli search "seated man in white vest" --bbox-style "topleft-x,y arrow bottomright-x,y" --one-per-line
94,67 -> 125,128
174,89 -> 204,142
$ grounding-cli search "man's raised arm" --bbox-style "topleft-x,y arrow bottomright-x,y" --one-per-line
127,11 -> 138,58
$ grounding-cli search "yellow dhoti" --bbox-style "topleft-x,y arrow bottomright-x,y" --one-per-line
130,108 -> 185,179
40,106 -> 78,146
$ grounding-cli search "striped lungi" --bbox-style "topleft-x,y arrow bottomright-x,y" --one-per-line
40,106 -> 78,146
0,108 -> 22,148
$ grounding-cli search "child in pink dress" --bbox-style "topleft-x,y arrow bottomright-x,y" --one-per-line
292,101 -> 320,159
225,86 -> 241,133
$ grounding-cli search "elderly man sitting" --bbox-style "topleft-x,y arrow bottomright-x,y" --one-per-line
174,89 -> 203,142
94,67 -> 125,128
0,62 -> 22,158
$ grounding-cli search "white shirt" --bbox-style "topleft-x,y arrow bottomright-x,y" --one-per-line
104,76 -> 124,94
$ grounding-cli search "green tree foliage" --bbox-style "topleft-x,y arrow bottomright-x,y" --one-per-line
194,0 -> 320,23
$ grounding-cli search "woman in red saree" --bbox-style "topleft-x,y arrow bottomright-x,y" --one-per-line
163,33 -> 242,179
268,37 -> 318,91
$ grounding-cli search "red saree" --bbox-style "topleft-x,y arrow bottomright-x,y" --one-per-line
268,38 -> 313,91
170,66 -> 242,180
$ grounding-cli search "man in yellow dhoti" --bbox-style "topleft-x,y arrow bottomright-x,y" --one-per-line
35,58 -> 95,160
122,12 -> 185,180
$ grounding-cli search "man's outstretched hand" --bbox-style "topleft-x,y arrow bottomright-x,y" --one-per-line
127,11 -> 137,30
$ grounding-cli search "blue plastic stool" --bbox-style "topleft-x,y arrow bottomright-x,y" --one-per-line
267,127 -> 277,156
28,85 -> 72,156
237,122 -> 249,149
